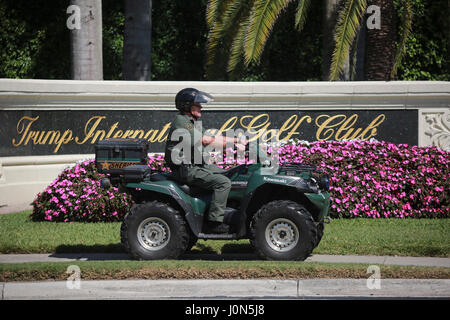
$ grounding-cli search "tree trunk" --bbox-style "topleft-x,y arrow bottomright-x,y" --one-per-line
364,0 -> 397,80
350,15 -> 367,81
69,0 -> 103,80
122,0 -> 152,81
322,0 -> 350,81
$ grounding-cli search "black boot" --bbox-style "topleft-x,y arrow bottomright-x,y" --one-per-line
206,221 -> 230,234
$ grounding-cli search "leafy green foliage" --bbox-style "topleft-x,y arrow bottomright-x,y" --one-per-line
0,0 -> 446,81
150,0 -> 209,80
391,0 -> 413,78
0,0 -> 70,79
102,0 -> 125,80
393,0 -> 449,80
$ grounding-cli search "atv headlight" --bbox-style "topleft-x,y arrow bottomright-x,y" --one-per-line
319,175 -> 330,191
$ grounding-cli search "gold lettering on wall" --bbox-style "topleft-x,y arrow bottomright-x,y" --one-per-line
11,113 -> 386,153
315,114 -> 386,141
12,116 -> 74,153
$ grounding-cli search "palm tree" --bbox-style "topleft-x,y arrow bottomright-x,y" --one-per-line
328,0 -> 367,80
205,0 -> 412,81
122,0 -> 152,80
364,0 -> 396,80
206,0 -> 309,79
323,0 -> 354,80
69,0 -> 103,80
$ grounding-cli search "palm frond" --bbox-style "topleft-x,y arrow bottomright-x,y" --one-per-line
329,0 -> 367,81
205,0 -> 248,78
391,0 -> 413,79
294,0 -> 311,32
227,19 -> 250,74
206,0 -> 223,28
244,0 -> 293,66
212,0 -> 247,41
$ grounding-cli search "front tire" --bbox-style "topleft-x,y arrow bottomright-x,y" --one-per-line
121,201 -> 189,260
250,200 -> 317,261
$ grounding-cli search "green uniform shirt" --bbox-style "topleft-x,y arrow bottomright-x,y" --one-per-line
164,113 -> 230,222
165,113 -> 207,168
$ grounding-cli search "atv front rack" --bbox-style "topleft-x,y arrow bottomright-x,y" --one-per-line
279,162 -> 317,175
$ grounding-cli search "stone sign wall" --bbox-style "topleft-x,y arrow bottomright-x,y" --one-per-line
0,79 -> 448,206
1,109 -> 418,156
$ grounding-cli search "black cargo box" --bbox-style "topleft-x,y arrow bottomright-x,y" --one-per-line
95,138 -> 149,175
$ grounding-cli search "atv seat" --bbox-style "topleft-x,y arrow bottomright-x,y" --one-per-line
150,172 -> 210,197
220,164 -> 248,178
150,165 -> 246,196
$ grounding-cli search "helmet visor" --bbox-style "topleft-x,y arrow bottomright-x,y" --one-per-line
194,91 -> 214,104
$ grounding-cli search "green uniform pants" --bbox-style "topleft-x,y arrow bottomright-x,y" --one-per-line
186,165 -> 231,223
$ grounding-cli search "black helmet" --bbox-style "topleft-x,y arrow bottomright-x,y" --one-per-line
175,88 -> 214,112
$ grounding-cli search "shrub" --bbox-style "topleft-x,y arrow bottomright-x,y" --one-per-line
31,140 -> 449,222
31,160 -> 131,222
276,140 -> 449,218
31,155 -> 170,223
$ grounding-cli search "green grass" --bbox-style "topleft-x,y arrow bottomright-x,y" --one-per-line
0,211 -> 122,254
0,211 -> 449,257
1,260 -> 449,281
315,218 -> 450,257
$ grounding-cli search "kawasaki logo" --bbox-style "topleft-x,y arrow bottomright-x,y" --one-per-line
263,177 -> 287,184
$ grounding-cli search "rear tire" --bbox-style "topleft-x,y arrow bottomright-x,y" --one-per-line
250,200 -> 317,261
121,201 -> 189,260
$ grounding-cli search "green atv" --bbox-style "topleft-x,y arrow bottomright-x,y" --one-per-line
95,138 -> 331,261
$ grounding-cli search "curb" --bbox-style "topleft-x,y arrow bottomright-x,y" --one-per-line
2,279 -> 450,300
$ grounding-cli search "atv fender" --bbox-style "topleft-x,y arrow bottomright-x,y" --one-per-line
125,180 -> 204,236
239,180 -> 330,230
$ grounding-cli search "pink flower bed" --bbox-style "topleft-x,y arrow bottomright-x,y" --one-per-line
277,140 -> 449,218
31,160 -> 133,222
31,140 -> 449,222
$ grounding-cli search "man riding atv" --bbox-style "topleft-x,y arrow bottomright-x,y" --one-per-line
96,88 -> 331,261
164,88 -> 247,234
